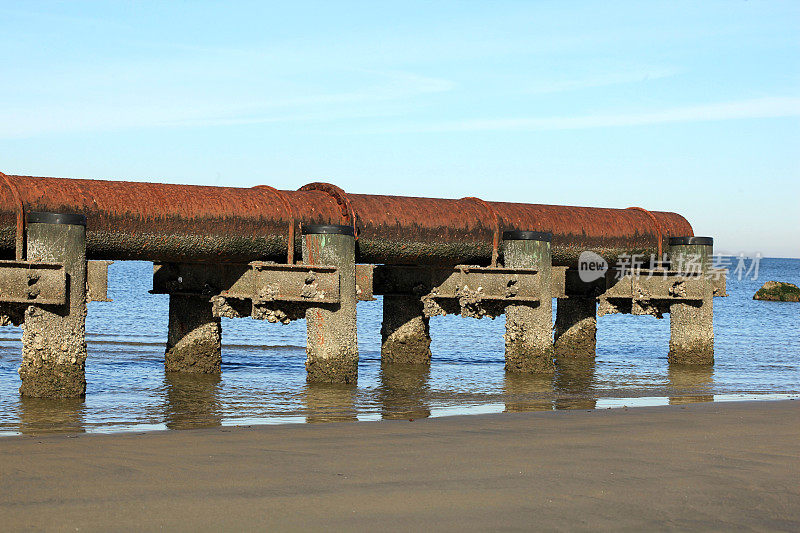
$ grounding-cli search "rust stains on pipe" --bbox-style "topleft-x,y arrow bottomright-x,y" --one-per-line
0,172 -> 25,260
0,174 -> 693,267
251,185 -> 296,264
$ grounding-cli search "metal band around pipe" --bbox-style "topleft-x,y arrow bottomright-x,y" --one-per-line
299,182 -> 359,239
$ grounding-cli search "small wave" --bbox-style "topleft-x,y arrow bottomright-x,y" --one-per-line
87,339 -> 164,347
225,344 -> 305,351
4,337 -> 307,352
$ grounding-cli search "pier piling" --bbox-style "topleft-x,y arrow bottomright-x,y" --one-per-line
554,297 -> 598,361
381,294 -> 432,365
302,225 -> 359,384
19,212 -> 88,398
165,293 -> 222,373
503,231 -> 554,374
668,237 -> 714,365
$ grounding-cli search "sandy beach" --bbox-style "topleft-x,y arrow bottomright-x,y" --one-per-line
0,400 -> 797,531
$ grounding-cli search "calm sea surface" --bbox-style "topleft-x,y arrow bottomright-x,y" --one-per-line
1,258 -> 798,435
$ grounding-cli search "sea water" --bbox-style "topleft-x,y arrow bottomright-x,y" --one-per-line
1,258 -> 798,435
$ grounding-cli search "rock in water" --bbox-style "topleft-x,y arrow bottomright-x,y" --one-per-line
753,281 -> 800,302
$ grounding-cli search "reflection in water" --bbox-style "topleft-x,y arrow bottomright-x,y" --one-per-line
304,382 -> 357,423
18,397 -> 86,435
378,364 -> 431,420
668,365 -> 714,405
554,356 -> 597,409
6,362 -> 722,434
164,372 -> 222,430
504,372 -> 553,412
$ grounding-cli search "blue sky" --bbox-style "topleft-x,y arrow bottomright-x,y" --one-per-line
1,1 -> 798,257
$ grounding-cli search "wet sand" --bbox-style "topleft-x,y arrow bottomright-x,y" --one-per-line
1,400 -> 798,531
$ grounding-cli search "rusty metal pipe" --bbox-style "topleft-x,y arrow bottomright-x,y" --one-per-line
0,174 -> 693,267
0,172 -> 25,260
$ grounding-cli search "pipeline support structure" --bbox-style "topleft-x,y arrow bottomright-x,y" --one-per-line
502,231 -> 554,374
19,213 -> 88,398
302,225 -> 359,384
0,174 -> 726,397
165,293 -> 222,373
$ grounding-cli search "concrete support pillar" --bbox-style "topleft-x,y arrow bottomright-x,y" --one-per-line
20,212 -> 88,398
165,294 -> 222,373
303,224 -> 358,384
554,297 -> 597,360
381,294 -> 431,364
668,237 -> 714,365
503,230 -> 554,373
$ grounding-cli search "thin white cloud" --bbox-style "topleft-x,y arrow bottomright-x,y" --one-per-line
521,66 -> 679,95
0,6 -> 121,28
0,70 -> 454,138
383,96 -> 800,133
